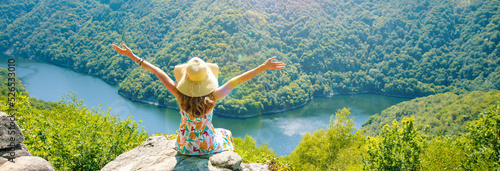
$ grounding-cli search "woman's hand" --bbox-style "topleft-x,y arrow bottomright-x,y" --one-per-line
112,44 -> 135,59
262,56 -> 286,70
113,44 -> 180,97
213,56 -> 286,101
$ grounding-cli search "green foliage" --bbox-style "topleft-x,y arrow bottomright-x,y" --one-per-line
363,90 -> 500,136
234,135 -> 291,171
0,67 -> 28,97
462,102 -> 500,170
420,102 -> 500,170
420,136 -> 466,170
27,97 -> 60,111
2,0 -> 499,116
365,118 -> 426,171
286,108 -> 367,170
0,93 -> 148,170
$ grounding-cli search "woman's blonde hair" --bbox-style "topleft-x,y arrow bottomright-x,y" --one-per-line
177,92 -> 216,117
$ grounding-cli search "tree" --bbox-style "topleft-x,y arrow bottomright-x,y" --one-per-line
287,108 -> 367,170
366,117 -> 426,171
462,102 -> 500,170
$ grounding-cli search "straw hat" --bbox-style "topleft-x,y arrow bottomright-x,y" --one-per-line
174,57 -> 219,97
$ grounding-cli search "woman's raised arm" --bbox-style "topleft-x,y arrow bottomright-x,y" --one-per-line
213,56 -> 285,101
112,44 -> 180,98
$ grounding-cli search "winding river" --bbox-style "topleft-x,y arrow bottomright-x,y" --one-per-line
0,55 -> 409,156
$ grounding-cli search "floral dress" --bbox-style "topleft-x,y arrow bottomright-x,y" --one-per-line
175,110 -> 234,155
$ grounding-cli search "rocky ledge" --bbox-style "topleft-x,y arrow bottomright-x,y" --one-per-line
0,111 -> 55,171
102,136 -> 269,171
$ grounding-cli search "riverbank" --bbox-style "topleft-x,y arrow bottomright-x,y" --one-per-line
327,91 -> 416,99
22,54 -> 122,85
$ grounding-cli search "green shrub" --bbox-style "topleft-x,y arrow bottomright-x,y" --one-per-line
365,118 -> 426,171
420,136 -> 466,170
234,135 -> 292,171
1,94 -> 148,170
287,108 -> 367,170
462,102 -> 500,170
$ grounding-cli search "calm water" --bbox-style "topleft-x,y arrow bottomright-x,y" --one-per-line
0,55 -> 408,156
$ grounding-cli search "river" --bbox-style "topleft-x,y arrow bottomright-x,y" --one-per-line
0,55 -> 409,156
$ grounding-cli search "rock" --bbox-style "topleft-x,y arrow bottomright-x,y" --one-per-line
0,157 -> 8,166
101,136 -> 178,171
241,163 -> 270,171
0,156 -> 55,171
209,151 -> 242,170
0,111 -> 55,170
102,136 -> 259,171
0,111 -> 31,163
0,112 -> 24,148
0,143 -> 31,158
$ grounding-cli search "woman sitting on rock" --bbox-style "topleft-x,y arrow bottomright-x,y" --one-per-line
113,44 -> 285,155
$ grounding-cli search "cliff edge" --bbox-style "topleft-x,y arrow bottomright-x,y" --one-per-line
101,136 -> 269,171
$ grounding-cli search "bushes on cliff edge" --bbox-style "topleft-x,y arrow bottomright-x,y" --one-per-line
286,108 -> 368,170
0,94 -> 148,170
234,135 -> 292,171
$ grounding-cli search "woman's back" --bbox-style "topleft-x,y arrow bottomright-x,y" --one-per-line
175,110 -> 234,155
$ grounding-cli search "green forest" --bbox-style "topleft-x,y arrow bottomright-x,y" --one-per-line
1,0 -> 499,116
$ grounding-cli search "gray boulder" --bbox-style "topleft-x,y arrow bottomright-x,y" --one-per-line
0,143 -> 31,158
0,156 -> 55,171
102,136 -> 269,171
0,111 -> 30,160
209,150 -> 242,170
0,111 -> 55,170
0,112 -> 24,148
241,163 -> 270,171
0,157 -> 8,166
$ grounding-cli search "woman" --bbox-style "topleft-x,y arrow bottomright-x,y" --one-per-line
113,44 -> 285,155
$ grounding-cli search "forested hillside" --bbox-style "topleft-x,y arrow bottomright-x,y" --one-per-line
0,67 -> 28,96
362,90 -> 500,136
1,0 -> 499,115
